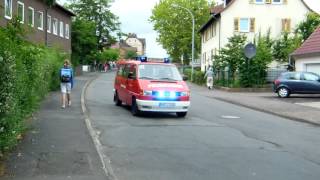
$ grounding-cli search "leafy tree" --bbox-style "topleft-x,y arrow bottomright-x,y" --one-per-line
295,12 -> 320,41
150,0 -> 213,63
69,0 -> 120,50
71,19 -> 97,65
272,32 -> 302,63
125,50 -> 137,59
98,49 -> 119,62
240,33 -> 273,87
213,34 -> 247,80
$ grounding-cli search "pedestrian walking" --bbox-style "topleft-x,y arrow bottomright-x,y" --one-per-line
60,59 -> 74,108
204,67 -> 214,90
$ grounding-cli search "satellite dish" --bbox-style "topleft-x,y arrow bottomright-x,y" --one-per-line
244,43 -> 256,59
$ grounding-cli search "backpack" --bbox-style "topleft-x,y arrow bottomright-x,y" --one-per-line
61,68 -> 72,83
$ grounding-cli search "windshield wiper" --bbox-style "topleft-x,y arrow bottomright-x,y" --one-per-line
158,77 -> 177,81
139,76 -> 155,80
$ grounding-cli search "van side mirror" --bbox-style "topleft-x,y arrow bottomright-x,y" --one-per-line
183,76 -> 188,81
128,72 -> 136,79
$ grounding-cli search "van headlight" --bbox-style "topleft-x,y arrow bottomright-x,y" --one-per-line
143,90 -> 153,96
180,91 -> 190,96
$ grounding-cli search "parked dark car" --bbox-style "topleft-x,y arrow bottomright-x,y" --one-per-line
273,72 -> 320,98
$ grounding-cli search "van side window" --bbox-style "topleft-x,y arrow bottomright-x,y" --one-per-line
117,65 -> 124,76
130,65 -> 136,78
123,64 -> 131,77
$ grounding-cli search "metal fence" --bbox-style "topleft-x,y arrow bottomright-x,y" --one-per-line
214,68 -> 287,87
266,68 -> 287,82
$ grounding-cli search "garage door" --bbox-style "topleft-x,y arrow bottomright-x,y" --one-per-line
306,63 -> 320,75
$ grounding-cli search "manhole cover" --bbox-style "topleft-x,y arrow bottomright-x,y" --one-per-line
221,115 -> 240,119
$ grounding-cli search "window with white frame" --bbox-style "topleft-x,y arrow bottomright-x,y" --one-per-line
59,21 -> 64,37
53,18 -> 58,35
272,0 -> 282,4
47,15 -> 51,33
17,1 -> 24,23
65,24 -> 69,39
37,11 -> 44,30
239,18 -> 250,32
5,0 -> 13,19
255,0 -> 264,4
28,7 -> 34,27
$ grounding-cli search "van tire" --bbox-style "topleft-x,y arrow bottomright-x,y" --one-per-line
114,91 -> 122,106
176,112 -> 187,118
131,98 -> 140,116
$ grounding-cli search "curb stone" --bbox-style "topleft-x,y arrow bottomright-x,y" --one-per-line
81,72 -> 118,180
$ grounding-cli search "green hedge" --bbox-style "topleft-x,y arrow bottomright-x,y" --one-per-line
0,21 -> 64,153
184,69 -> 205,85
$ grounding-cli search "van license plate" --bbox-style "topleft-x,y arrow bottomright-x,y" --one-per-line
159,103 -> 175,108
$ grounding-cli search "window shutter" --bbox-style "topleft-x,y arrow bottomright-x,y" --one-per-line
287,18 -> 291,31
250,18 -> 255,32
265,0 -> 271,4
281,18 -> 291,32
234,18 -> 239,32
281,19 -> 286,32
283,0 -> 288,4
249,0 -> 254,4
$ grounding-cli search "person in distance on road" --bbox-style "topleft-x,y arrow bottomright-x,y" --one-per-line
204,67 -> 214,90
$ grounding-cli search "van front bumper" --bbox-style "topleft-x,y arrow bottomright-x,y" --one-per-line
136,99 -> 190,112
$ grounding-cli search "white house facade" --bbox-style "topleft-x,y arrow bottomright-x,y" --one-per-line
125,33 -> 146,56
200,0 -> 312,71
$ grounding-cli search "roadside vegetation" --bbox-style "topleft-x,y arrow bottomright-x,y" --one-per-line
68,0 -> 121,66
0,20 -> 65,154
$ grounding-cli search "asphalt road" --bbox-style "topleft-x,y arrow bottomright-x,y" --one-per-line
86,73 -> 320,180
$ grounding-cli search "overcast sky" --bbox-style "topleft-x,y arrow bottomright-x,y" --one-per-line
59,0 -> 319,58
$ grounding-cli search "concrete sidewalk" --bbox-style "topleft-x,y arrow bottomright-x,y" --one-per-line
2,73 -> 107,180
189,83 -> 320,126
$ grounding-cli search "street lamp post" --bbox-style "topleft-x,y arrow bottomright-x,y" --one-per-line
172,4 -> 195,82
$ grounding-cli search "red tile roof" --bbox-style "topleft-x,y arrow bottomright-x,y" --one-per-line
292,27 -> 320,57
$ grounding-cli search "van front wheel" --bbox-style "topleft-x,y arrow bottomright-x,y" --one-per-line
114,92 -> 122,106
131,98 -> 140,116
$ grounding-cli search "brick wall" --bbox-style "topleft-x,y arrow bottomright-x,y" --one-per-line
0,0 -> 73,53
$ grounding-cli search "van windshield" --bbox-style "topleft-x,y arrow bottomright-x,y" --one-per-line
138,64 -> 182,81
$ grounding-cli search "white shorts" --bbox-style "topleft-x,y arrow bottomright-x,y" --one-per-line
61,83 -> 72,94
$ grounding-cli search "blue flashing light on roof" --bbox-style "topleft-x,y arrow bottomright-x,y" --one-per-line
137,56 -> 147,62
164,58 -> 170,63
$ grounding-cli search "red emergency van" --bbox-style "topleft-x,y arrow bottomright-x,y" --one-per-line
113,59 -> 190,117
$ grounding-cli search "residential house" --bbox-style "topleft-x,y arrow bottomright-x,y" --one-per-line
111,40 -> 138,59
125,33 -> 146,56
199,0 -> 312,71
291,27 -> 320,75
0,0 -> 75,53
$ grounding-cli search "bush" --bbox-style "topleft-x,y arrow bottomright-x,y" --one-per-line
184,69 -> 205,85
0,21 -> 64,153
